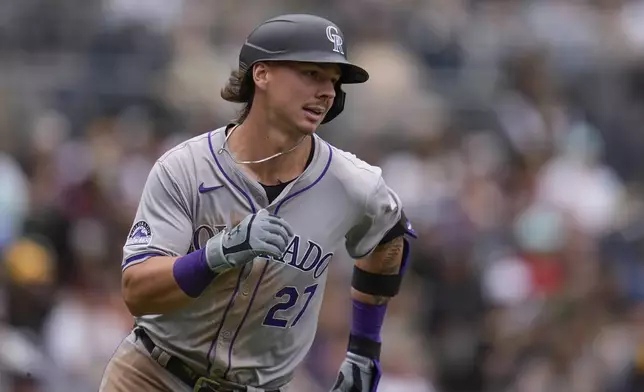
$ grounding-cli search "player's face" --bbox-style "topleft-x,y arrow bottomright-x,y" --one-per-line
264,62 -> 341,134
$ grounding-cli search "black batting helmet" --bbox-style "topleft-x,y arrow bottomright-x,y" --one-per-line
238,14 -> 369,124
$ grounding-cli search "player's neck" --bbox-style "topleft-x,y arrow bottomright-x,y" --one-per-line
228,116 -> 311,185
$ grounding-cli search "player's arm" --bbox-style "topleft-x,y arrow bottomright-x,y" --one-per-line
123,211 -> 293,317
119,160 -> 194,316
121,161 -> 293,317
352,235 -> 404,305
122,255 -> 199,316
332,178 -> 415,392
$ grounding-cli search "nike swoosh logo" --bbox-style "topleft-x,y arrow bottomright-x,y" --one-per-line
198,183 -> 224,194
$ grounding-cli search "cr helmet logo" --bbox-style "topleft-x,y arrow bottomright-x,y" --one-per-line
326,25 -> 344,55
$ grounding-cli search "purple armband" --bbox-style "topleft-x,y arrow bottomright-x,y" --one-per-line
350,300 -> 385,392
172,248 -> 216,298
350,300 -> 387,343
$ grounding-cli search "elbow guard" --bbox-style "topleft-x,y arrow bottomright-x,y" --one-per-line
351,238 -> 411,297
378,209 -> 417,246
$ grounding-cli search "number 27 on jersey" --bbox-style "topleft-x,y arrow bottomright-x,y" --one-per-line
262,284 -> 318,328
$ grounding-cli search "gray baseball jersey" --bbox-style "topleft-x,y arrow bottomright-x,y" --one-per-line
121,126 -> 403,389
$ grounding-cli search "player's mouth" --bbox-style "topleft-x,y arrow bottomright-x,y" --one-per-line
303,105 -> 326,121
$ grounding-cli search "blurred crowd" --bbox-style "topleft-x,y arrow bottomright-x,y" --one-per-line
2,0 -> 644,391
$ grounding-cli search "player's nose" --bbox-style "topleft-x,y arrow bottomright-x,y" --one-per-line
318,78 -> 336,99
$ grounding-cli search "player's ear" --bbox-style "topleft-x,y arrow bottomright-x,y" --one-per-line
252,62 -> 270,92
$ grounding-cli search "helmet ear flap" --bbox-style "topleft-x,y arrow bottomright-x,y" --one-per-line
321,84 -> 346,124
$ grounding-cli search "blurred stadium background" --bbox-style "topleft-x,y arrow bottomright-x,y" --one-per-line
2,0 -> 644,391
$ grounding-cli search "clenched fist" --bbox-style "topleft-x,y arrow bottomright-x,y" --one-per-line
205,210 -> 294,274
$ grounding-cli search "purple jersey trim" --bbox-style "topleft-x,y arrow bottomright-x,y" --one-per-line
205,265 -> 245,374
223,141 -> 333,377
224,259 -> 270,378
206,131 -> 257,374
274,142 -> 333,215
208,130 -> 257,212
121,252 -> 165,269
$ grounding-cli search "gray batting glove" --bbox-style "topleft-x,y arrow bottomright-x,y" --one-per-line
204,210 -> 294,274
331,352 -> 381,392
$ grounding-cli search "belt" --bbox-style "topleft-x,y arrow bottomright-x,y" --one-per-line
135,328 -> 279,392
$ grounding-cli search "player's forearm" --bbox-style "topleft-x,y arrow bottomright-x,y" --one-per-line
351,236 -> 404,305
351,289 -> 389,305
122,256 -> 205,316
347,236 -> 406,348
122,212 -> 293,317
333,237 -> 410,390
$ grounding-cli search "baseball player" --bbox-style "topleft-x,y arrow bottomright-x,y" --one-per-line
100,13 -> 416,392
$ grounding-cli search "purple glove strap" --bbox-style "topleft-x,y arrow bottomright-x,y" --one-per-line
172,248 -> 216,298
371,359 -> 382,392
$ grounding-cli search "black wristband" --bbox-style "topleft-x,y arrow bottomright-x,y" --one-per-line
352,266 -> 402,297
348,334 -> 382,360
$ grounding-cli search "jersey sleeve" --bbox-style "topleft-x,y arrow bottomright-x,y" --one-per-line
121,160 -> 193,271
344,176 -> 404,259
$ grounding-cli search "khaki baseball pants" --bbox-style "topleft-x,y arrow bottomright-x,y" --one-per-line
99,333 -> 190,392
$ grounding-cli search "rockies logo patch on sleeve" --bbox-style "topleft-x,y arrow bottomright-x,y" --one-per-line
126,221 -> 153,246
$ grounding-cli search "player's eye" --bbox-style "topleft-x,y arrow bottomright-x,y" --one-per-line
303,70 -> 319,79
304,69 -> 340,85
